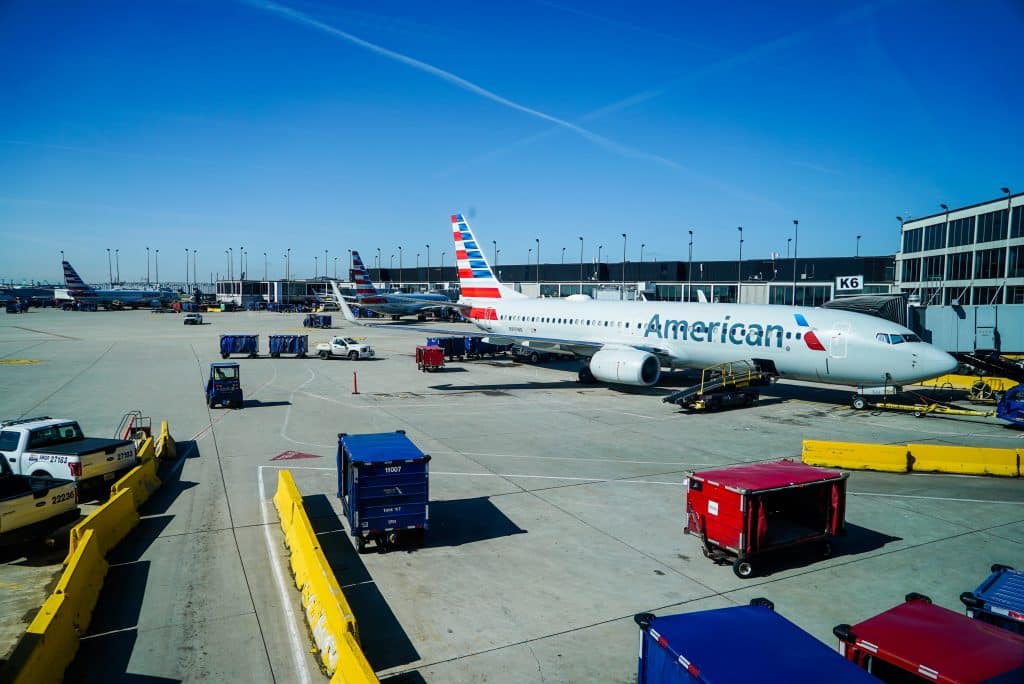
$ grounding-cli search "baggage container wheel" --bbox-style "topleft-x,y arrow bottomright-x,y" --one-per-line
732,559 -> 755,579
820,541 -> 832,558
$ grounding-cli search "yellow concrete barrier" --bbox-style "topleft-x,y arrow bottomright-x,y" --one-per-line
68,488 -> 139,559
5,530 -> 108,684
273,469 -> 378,683
136,435 -> 156,463
110,457 -> 162,510
154,420 -> 176,460
802,440 -> 910,473
908,443 -> 1020,477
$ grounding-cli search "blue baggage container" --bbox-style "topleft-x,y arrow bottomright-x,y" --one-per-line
635,600 -> 878,684
961,564 -> 1024,635
268,334 -> 308,358
219,334 -> 259,358
337,431 -> 430,553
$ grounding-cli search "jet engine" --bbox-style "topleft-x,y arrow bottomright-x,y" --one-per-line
588,348 -> 661,386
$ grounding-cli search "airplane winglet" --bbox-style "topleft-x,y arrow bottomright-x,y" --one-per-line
331,281 -> 363,325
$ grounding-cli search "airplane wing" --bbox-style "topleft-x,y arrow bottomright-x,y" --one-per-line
477,332 -> 674,362
336,294 -> 364,325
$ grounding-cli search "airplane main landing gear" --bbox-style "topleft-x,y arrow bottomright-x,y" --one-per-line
578,364 -> 596,384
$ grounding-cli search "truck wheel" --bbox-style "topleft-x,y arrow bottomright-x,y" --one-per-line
732,559 -> 755,579
319,350 -> 329,359
348,351 -> 358,360
851,395 -> 867,410
357,537 -> 367,553
529,352 -> 540,363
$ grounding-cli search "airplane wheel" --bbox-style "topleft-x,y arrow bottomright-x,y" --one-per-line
851,396 -> 867,410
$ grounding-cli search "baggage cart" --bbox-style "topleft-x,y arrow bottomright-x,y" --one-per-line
635,599 -> 878,684
302,313 -> 332,328
685,459 -> 847,578
416,345 -> 445,372
835,593 -> 1024,683
268,334 -> 308,358
961,564 -> 1024,635
219,334 -> 259,358
337,431 -> 430,553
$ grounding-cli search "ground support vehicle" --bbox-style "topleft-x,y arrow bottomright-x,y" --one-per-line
835,593 -> 1024,683
0,455 -> 78,546
183,313 -> 203,325
337,431 -> 429,553
634,599 -> 877,684
961,564 -> 1024,635
663,360 -> 774,412
511,343 -> 555,363
316,336 -> 375,360
426,336 -> 467,360
684,459 -> 847,578
416,345 -> 445,372
206,362 -> 243,409
303,314 -> 332,328
219,334 -> 259,358
268,334 -> 308,358
849,389 -> 999,418
427,336 -> 511,361
995,385 -> 1024,426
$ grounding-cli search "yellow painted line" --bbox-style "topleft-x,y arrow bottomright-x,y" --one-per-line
0,359 -> 45,365
0,581 -> 21,589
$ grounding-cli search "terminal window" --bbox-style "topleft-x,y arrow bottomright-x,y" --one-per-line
923,222 -> 946,251
947,216 -> 975,246
1009,245 -> 1024,278
1007,286 -> 1024,304
901,258 -> 921,282
1013,206 -> 1024,238
972,286 -> 1001,305
902,227 -> 923,253
976,208 -> 1008,244
946,252 -> 972,280
974,247 -> 1005,279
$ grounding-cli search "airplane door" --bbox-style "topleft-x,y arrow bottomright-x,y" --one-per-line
829,323 -> 849,360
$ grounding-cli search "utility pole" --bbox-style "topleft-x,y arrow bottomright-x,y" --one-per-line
791,219 -> 799,306
687,230 -> 693,302
146,246 -> 150,284
621,233 -> 627,300
107,248 -> 112,286
155,249 -> 159,285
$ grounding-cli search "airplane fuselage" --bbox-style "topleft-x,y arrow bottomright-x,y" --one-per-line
354,292 -> 450,317
464,299 -> 957,387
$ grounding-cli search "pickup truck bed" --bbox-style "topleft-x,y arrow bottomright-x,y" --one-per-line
38,437 -> 132,456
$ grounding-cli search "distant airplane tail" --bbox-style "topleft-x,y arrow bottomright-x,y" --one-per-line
350,251 -> 386,303
451,214 -> 527,300
62,261 -> 97,298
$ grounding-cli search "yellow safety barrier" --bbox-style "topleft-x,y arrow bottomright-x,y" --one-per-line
68,488 -> 139,559
110,457 -> 162,510
908,443 -> 1020,477
4,530 -> 108,684
136,435 -> 156,463
154,420 -> 176,460
273,470 -> 378,683
802,440 -> 910,473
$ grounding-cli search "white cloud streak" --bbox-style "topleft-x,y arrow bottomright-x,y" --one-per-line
243,0 -> 686,171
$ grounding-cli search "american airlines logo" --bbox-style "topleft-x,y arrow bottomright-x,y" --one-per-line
643,313 -> 825,351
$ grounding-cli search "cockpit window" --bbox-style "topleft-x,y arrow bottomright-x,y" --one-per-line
890,334 -> 905,344
902,333 -> 922,342
875,333 -> 889,343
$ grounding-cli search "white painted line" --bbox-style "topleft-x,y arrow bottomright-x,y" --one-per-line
257,465 -> 312,684
850,491 -> 1024,505
256,464 -> 680,485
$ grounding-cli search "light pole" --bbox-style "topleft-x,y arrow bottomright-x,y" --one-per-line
440,251 -> 446,283
264,252 -> 267,281
228,248 -> 233,280
155,249 -> 159,285
193,249 -> 198,290
597,245 -> 603,281
640,243 -> 645,264
324,250 -> 328,281
398,246 -> 402,287
791,219 -> 799,306
578,236 -> 584,286
225,250 -> 230,282
415,253 -> 420,282
621,233 -> 627,299
115,248 -> 119,284
334,256 -> 338,279
688,230 -> 693,302
535,238 -> 540,284
146,246 -> 150,285
239,246 -> 244,281
561,246 -> 565,265
736,227 -> 743,304
314,256 -> 319,279
286,248 -> 291,283
786,237 -> 791,258
106,248 -> 112,286
390,253 -> 395,275
492,240 -> 497,265
376,247 -> 382,281
184,248 -> 189,293
425,244 -> 430,288
856,234 -> 862,257
528,248 -> 532,277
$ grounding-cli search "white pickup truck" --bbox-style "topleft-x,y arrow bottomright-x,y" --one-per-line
0,455 -> 78,543
316,336 -> 375,360
0,417 -> 138,500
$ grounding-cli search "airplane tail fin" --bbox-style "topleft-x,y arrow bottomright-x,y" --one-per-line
350,251 -> 387,304
451,214 -> 527,300
62,261 -> 97,298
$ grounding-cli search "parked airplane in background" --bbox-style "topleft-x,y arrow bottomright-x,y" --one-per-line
333,250 -> 451,320
449,214 -> 958,396
62,261 -> 176,309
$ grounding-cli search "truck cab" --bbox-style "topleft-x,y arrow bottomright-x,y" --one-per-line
0,417 -> 137,500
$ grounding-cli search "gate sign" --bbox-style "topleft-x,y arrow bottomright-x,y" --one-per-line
835,275 -> 863,291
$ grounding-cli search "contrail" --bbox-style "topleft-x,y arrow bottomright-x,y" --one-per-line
243,0 -> 686,170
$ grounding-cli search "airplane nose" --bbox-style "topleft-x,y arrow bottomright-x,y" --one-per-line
922,347 -> 958,378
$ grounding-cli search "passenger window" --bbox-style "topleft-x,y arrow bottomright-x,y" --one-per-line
795,332 -> 802,340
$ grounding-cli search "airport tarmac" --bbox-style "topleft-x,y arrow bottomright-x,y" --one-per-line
1,308 -> 1022,683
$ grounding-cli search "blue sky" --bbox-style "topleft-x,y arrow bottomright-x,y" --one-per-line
1,0 -> 1022,283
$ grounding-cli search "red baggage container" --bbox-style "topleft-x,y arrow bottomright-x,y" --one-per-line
685,459 -> 847,578
835,593 -> 1024,683
416,345 -> 445,372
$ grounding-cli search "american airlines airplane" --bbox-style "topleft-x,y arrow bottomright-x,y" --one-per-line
340,250 -> 451,320
449,214 -> 958,396
63,261 -> 175,309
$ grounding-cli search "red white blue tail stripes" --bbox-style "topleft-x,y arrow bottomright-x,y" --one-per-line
451,214 -> 525,300
349,251 -> 386,303
62,261 -> 97,298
